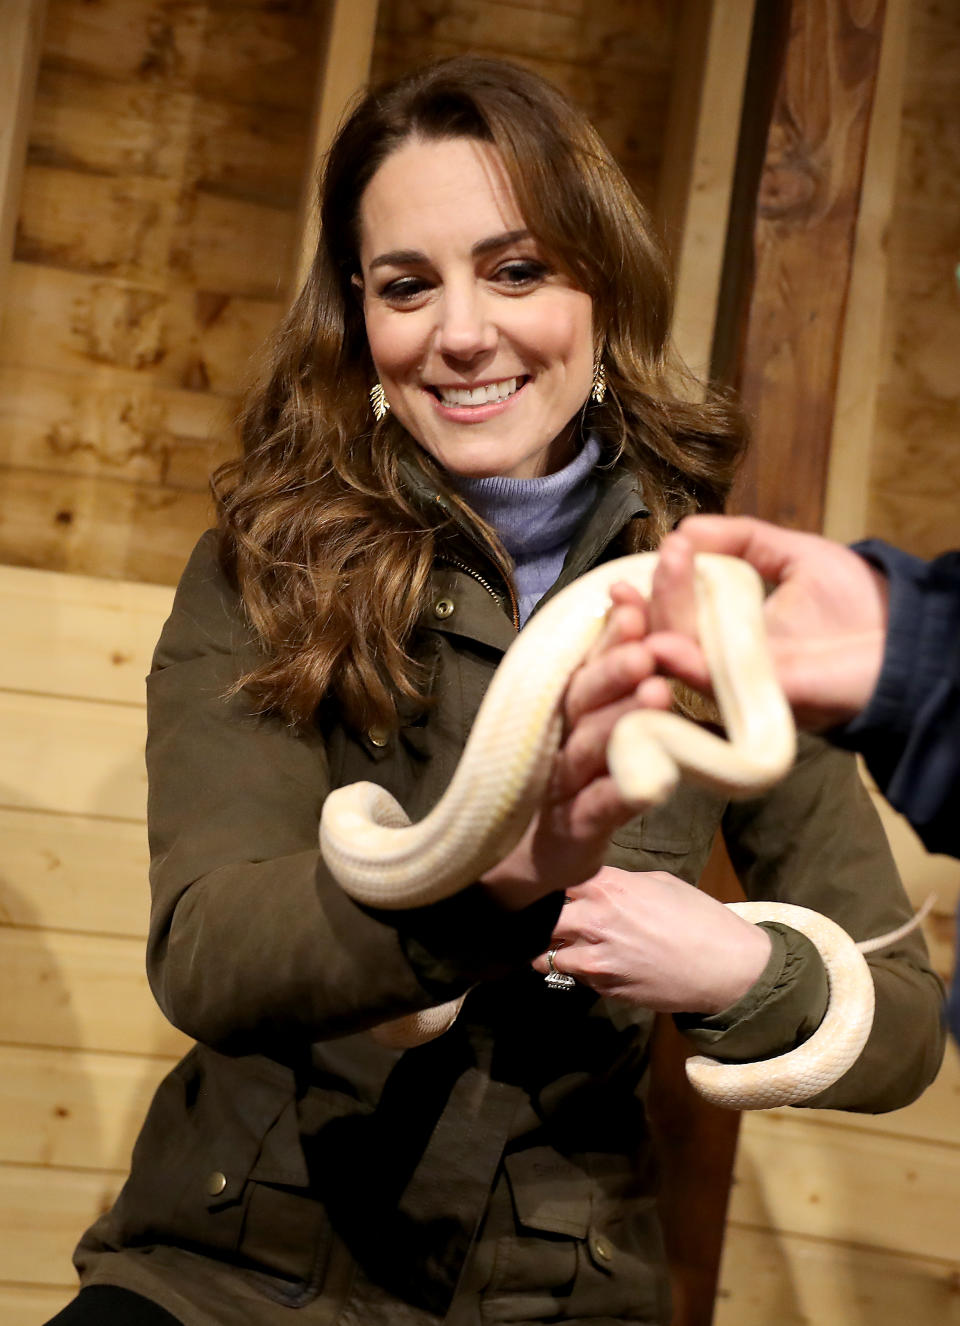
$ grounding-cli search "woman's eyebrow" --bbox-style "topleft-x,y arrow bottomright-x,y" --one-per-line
367,229 -> 533,272
368,249 -> 424,271
472,228 -> 532,256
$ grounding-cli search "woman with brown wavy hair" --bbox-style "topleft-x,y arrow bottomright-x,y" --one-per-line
51,56 -> 942,1326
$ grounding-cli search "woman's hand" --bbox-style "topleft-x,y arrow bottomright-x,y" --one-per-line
641,516 -> 890,732
531,868 -> 772,1014
480,597 -> 671,910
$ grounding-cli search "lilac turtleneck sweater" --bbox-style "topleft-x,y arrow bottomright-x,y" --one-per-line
448,434 -> 602,626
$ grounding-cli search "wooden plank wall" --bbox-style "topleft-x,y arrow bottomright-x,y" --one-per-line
4,2 -> 960,1322
863,0 -> 960,559
1,0 -> 685,589
0,565 -> 184,1324
369,0 -> 682,209
715,2 -> 960,1320
0,0 -> 48,326
0,0 -> 325,585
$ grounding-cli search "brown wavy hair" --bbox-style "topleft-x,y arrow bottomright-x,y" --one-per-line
212,56 -> 746,731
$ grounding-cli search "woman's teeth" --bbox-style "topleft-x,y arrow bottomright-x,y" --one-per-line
436,377 -> 521,407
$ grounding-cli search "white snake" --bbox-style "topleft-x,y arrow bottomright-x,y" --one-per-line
320,552 -> 920,1111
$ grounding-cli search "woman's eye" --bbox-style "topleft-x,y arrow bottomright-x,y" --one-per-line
379,276 -> 431,304
494,259 -> 549,288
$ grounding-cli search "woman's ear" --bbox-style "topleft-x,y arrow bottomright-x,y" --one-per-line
350,273 -> 365,302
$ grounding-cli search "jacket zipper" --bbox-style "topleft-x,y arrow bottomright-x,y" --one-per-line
433,494 -> 520,632
438,554 -> 520,633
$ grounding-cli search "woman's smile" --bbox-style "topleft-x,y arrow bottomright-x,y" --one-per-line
430,375 -> 527,409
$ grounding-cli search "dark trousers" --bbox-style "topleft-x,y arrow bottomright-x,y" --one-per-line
46,1285 -> 183,1325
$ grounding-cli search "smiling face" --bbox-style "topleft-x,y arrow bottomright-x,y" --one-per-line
357,135 -> 595,480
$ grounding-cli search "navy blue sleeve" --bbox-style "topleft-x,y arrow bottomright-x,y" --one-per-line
829,539 -> 960,858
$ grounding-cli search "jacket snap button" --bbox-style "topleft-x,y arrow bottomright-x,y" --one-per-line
592,1235 -> 613,1263
368,726 -> 389,747
205,1171 -> 228,1197
434,597 -> 455,619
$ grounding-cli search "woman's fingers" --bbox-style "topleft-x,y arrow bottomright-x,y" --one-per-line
583,586 -> 647,661
563,638 -> 657,729
644,632 -> 713,694
648,534 -> 698,636
531,869 -> 772,1013
564,590 -> 655,728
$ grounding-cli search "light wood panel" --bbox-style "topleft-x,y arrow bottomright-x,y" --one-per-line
729,1109 -> 960,1264
0,556 -> 185,1299
0,562 -> 170,685
0,563 -> 171,703
717,1224 -> 960,1326
0,928 -> 189,1058
0,692 -> 147,822
0,1046 -> 171,1172
0,1284 -> 75,1326
0,1163 -> 123,1287
0,808 -> 151,938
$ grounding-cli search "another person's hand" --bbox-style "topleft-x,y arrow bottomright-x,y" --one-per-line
481,598 -> 671,911
642,515 -> 890,731
531,867 -> 771,1014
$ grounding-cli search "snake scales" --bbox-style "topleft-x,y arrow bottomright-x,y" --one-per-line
320,552 -> 912,1111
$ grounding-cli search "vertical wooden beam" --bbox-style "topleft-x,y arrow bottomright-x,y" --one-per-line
648,837 -> 747,1326
0,0 -> 47,334
651,10 -> 760,1325
657,1 -> 757,381
719,0 -> 889,531
653,7 -> 887,1323
291,0 -> 380,298
821,0 -> 909,543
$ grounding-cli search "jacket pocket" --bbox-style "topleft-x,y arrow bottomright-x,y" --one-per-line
108,1048 -> 331,1299
479,1148 -> 588,1323
480,1148 -> 670,1324
567,1154 -> 670,1323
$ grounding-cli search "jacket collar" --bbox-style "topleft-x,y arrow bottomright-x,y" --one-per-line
535,463 -> 650,611
397,445 -> 651,647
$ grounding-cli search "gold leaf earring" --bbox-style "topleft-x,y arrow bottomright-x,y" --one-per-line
591,359 -> 607,405
370,381 -> 390,422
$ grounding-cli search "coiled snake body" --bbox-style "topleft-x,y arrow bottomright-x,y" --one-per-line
320,553 -> 898,1111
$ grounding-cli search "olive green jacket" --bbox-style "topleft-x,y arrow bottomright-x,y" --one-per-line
75,466 -> 945,1326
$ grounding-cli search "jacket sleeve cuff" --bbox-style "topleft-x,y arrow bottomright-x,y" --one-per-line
674,922 -> 828,1063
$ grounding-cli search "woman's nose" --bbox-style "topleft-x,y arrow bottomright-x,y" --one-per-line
435,287 -> 496,361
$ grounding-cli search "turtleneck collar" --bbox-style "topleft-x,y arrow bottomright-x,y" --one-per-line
444,434 -> 603,625
444,433 -> 602,559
